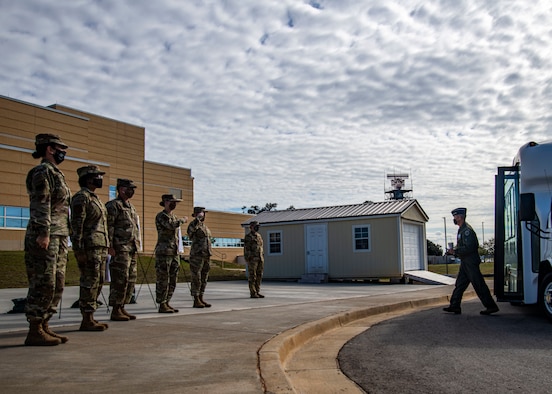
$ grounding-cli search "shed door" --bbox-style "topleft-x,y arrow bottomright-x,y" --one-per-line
403,223 -> 423,271
306,224 -> 328,273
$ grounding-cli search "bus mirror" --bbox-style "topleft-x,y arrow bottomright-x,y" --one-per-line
519,193 -> 536,221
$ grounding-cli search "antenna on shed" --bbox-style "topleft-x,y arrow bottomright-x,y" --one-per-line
385,171 -> 413,200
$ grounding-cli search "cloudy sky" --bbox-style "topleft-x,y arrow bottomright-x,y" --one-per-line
1,0 -> 551,248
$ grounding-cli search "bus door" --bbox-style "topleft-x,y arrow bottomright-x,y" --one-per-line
495,166 -> 524,301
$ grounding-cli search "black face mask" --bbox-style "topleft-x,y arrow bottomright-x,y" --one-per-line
53,149 -> 66,165
253,225 -> 260,232
453,219 -> 458,225
124,188 -> 135,199
92,177 -> 103,189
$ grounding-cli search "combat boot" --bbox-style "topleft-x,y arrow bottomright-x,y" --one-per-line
43,318 -> 69,343
193,296 -> 205,308
158,302 -> 174,313
199,295 -> 211,308
110,305 -> 130,321
121,307 -> 136,320
166,302 -> 179,313
80,312 -> 107,331
25,319 -> 61,346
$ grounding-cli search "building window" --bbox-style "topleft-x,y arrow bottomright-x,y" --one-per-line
181,236 -> 244,248
109,185 -> 117,201
353,225 -> 371,252
268,231 -> 283,255
169,188 -> 182,199
0,205 -> 30,229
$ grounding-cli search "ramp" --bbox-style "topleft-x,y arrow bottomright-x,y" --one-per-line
405,270 -> 456,285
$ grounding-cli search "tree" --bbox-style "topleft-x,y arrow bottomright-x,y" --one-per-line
243,203 -> 278,214
427,239 -> 443,256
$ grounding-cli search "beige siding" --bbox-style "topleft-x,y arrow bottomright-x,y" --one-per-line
402,205 -> 427,222
261,224 -> 305,278
328,217 -> 402,278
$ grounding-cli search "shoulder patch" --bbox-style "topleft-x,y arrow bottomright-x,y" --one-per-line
464,230 -> 470,237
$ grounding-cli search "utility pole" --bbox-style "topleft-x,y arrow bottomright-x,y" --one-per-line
443,217 -> 448,275
482,221 -> 485,263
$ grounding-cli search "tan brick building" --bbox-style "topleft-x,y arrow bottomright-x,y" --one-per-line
0,95 -> 252,262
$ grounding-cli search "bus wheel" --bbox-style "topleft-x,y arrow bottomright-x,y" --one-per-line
540,273 -> 552,322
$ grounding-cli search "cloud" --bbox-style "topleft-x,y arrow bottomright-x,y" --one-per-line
1,0 -> 551,246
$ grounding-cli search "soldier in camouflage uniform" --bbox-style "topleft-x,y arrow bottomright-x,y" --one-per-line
106,179 -> 140,321
71,165 -> 110,331
244,221 -> 265,298
24,133 -> 71,346
187,207 -> 212,308
155,194 -> 187,313
443,208 -> 499,315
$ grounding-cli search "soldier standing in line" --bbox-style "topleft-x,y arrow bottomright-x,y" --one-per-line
24,133 -> 71,346
443,207 -> 500,315
244,221 -> 265,299
71,165 -> 110,331
106,179 -> 140,321
155,194 -> 188,313
187,207 -> 212,308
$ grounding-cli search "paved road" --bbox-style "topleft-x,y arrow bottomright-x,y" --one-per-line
339,300 -> 552,393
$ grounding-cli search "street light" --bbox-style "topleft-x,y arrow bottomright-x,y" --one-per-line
443,217 -> 448,275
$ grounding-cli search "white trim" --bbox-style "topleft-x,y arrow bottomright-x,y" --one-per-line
267,230 -> 283,256
352,224 -> 371,253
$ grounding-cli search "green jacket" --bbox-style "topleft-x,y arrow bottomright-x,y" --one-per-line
187,218 -> 212,257
70,187 -> 109,250
155,210 -> 185,255
106,197 -> 140,252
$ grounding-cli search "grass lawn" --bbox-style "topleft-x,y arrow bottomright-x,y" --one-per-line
0,251 -> 246,289
428,262 -> 494,276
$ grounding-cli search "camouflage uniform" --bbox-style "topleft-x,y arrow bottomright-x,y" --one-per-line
244,224 -> 264,297
449,220 -> 498,310
71,186 -> 109,312
106,195 -> 140,307
24,159 -> 71,322
155,210 -> 186,304
187,215 -> 212,297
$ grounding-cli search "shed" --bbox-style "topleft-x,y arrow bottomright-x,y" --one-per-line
242,199 -> 429,282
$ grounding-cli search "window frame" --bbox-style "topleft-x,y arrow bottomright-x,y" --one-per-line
267,230 -> 283,256
352,224 -> 371,252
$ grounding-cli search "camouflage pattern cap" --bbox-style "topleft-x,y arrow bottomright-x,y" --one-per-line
77,165 -> 105,179
192,206 -> 207,217
160,194 -> 183,206
35,133 -> 68,149
249,221 -> 260,227
117,178 -> 137,188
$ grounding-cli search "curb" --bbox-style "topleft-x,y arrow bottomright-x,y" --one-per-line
258,291 -> 476,393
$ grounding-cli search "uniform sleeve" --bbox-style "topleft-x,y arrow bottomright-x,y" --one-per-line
106,201 -> 117,247
70,192 -> 88,250
244,233 -> 252,261
455,227 -> 479,257
187,219 -> 199,239
28,166 -> 52,237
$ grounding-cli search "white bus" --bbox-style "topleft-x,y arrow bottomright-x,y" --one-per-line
495,140 -> 552,320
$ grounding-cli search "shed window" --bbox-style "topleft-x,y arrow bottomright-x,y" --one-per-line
353,225 -> 371,252
268,231 -> 283,255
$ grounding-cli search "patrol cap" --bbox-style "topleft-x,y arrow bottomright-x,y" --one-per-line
117,178 -> 137,188
160,194 -> 183,206
451,207 -> 467,216
192,206 -> 207,217
77,165 -> 105,179
34,133 -> 68,149
249,221 -> 260,227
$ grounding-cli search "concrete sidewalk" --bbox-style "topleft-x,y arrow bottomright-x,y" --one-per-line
0,281 -> 454,393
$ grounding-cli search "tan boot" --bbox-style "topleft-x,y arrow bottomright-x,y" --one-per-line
80,312 -> 107,331
166,302 -> 179,313
93,319 -> 109,329
25,319 -> 61,346
199,295 -> 211,308
121,307 -> 136,320
110,305 -> 130,321
158,302 -> 174,313
43,318 -> 69,343
193,296 -> 205,308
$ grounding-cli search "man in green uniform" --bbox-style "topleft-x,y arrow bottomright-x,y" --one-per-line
187,207 -> 212,308
24,133 -> 71,346
244,221 -> 265,298
71,165 -> 110,331
443,208 -> 499,315
155,194 -> 187,313
106,179 -> 140,321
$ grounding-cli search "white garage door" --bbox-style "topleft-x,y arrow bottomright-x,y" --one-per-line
403,223 -> 423,271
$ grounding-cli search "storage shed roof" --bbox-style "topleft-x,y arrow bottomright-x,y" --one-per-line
243,199 -> 428,226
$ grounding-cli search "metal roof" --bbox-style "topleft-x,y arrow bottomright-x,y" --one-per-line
242,199 -> 428,226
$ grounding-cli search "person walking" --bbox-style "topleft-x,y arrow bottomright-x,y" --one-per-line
106,178 -> 140,321
155,194 -> 187,313
443,208 -> 499,315
244,221 -> 265,298
23,133 -> 71,346
71,165 -> 110,331
186,207 -> 212,308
